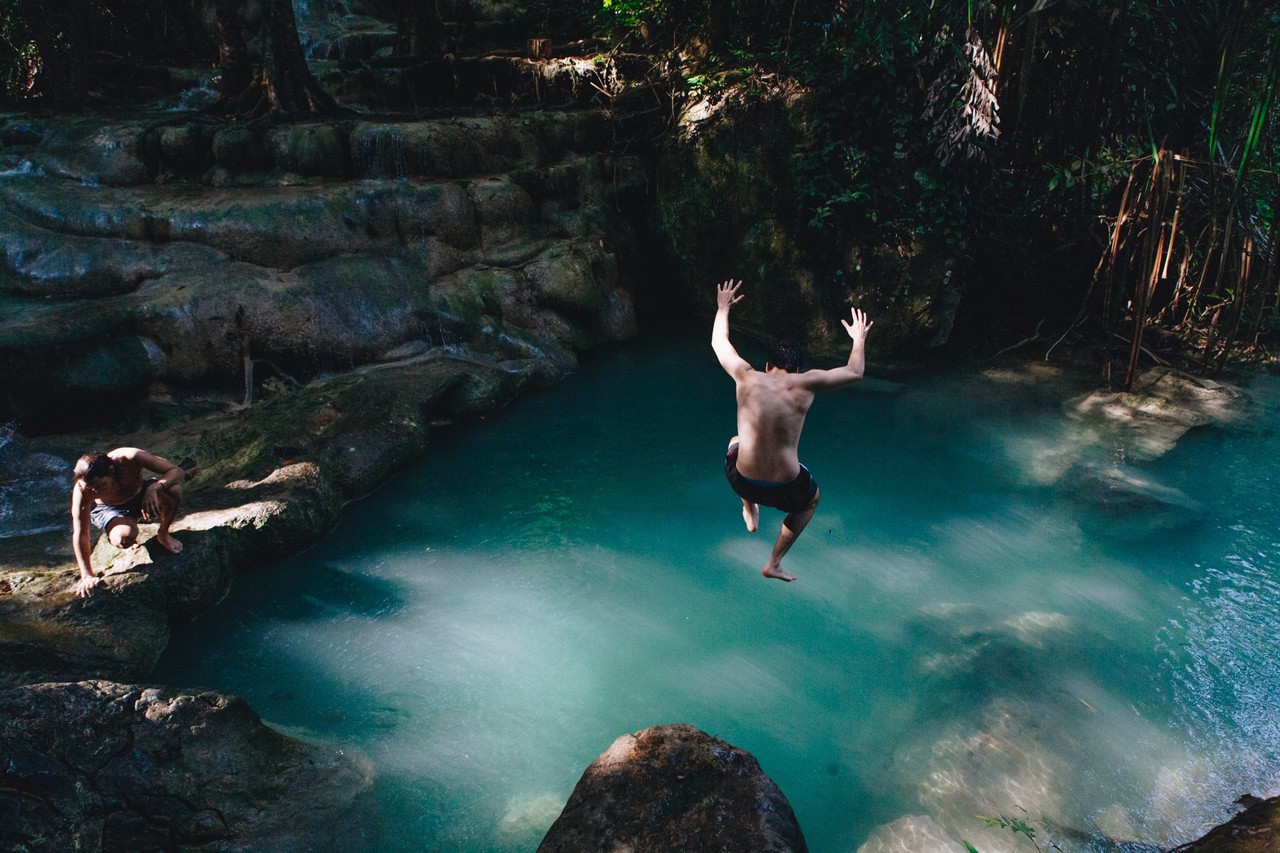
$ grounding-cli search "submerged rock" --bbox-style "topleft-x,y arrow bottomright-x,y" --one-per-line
1064,366 -> 1253,463
538,723 -> 807,853
857,814 -> 958,853
1061,460 -> 1205,540
0,680 -> 375,850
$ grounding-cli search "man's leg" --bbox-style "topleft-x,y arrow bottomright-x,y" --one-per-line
727,436 -> 758,533
153,485 -> 184,554
762,488 -> 820,582
105,517 -> 140,549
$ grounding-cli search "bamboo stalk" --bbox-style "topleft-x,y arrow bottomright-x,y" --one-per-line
1124,152 -> 1169,388
1212,236 -> 1254,373
1180,222 -> 1220,331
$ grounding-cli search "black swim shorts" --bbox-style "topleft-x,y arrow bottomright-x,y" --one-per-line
90,479 -> 156,530
724,445 -> 818,514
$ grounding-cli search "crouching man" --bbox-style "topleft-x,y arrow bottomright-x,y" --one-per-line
71,447 -> 186,597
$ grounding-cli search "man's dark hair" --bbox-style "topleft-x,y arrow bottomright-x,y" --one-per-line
75,451 -> 116,482
766,339 -> 803,373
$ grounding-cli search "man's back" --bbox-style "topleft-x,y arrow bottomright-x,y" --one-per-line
732,368 -> 815,482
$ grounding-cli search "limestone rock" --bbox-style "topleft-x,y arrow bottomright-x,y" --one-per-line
28,118 -> 153,185
0,680 -> 375,851
1065,367 -> 1253,463
1181,795 -> 1280,852
210,124 -> 269,171
0,112 -> 641,432
538,723 -> 807,853
265,123 -> 350,178
0,540 -> 170,688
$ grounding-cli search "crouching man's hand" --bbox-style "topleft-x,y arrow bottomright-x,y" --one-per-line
74,574 -> 101,598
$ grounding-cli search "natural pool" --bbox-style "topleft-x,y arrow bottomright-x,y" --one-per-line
155,333 -> 1280,852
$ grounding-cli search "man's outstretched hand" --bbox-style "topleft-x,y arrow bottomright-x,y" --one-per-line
716,279 -> 745,310
841,307 -> 873,342
74,574 -> 101,598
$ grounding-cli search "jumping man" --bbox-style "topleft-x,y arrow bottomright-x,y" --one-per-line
713,279 -> 873,581
70,447 -> 186,597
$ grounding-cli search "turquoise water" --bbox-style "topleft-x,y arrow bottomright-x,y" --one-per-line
155,334 -> 1280,852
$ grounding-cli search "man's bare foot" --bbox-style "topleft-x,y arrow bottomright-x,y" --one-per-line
742,501 -> 759,533
155,533 -> 183,554
762,565 -> 796,582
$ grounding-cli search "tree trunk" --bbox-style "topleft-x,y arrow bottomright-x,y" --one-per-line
394,0 -> 447,58
212,0 -> 339,119
705,0 -> 730,56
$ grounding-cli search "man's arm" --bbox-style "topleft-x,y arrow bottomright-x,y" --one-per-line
797,307 -> 874,391
70,484 -> 99,597
712,279 -> 751,378
118,447 -> 185,519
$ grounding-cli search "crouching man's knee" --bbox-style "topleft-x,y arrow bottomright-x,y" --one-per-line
107,522 -> 138,549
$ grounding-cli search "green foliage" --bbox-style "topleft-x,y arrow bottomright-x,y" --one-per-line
980,813 -> 1042,848
0,0 -> 41,103
598,0 -> 655,31
961,810 -> 1063,852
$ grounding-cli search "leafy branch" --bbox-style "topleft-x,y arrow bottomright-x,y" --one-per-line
962,809 -> 1063,853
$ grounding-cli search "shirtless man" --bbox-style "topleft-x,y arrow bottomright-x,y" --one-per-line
713,279 -> 873,581
70,447 -> 186,597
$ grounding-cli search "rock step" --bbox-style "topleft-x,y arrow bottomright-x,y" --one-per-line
0,108 -> 616,187
322,54 -> 645,114
0,153 -> 629,281
0,231 -> 635,430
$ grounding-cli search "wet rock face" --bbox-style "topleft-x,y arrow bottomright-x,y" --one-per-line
0,110 -> 641,432
538,723 -> 808,853
0,680 -> 375,851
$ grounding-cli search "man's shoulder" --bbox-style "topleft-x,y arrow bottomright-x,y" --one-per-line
110,447 -> 156,469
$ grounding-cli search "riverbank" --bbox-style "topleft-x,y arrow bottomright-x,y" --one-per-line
0,346 -> 576,848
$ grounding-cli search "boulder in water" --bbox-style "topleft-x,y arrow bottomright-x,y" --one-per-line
1064,367 -> 1253,463
538,723 -> 808,852
1180,794 -> 1280,852
0,680 -> 375,850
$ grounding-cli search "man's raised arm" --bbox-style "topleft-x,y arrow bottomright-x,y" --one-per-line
799,307 -> 874,391
712,279 -> 751,377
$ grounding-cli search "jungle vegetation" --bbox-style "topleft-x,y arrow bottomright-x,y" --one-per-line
1,0 -> 1277,385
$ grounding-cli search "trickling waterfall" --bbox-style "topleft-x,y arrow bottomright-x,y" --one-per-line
0,423 -> 68,538
293,0 -> 387,61
351,127 -> 412,180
